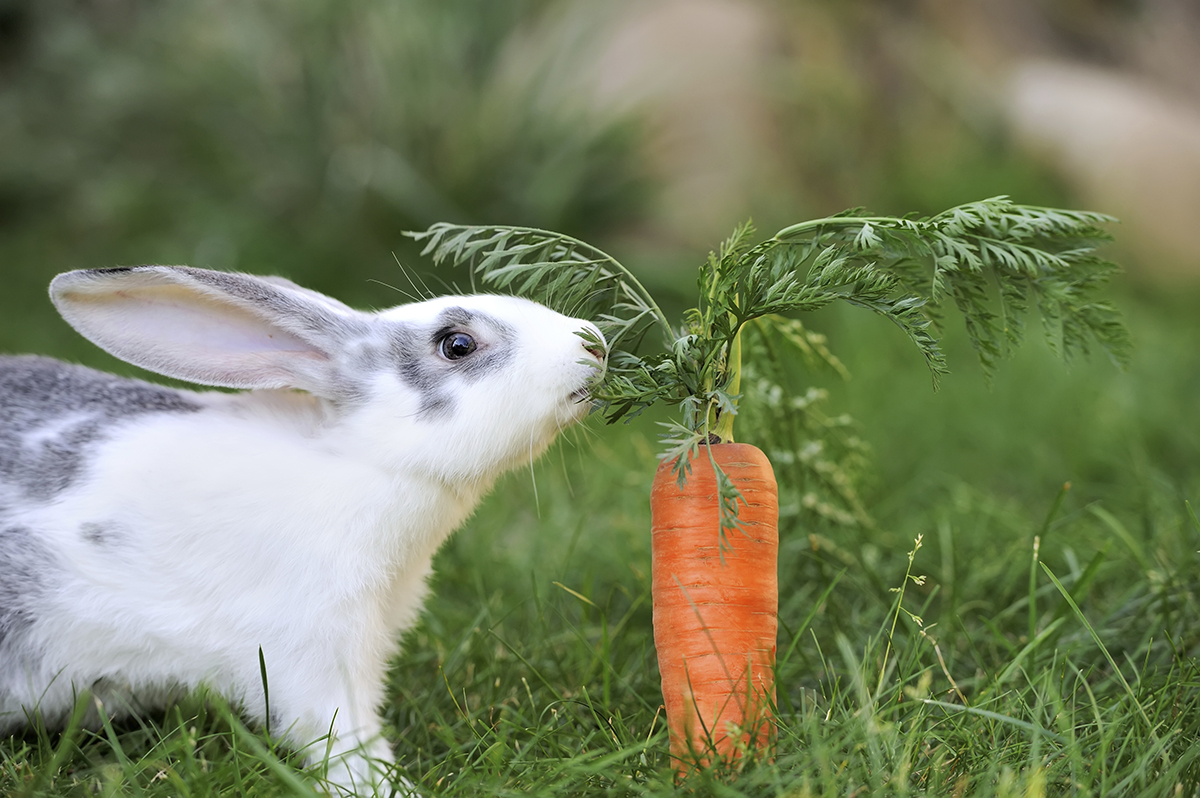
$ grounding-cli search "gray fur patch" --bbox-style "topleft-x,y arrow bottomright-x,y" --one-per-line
80,521 -> 123,545
387,308 -> 516,420
182,267 -> 366,347
0,524 -> 54,651
0,356 -> 201,501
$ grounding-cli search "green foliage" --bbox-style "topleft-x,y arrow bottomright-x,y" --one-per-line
737,321 -> 871,528
412,197 -> 1130,481
3,0 -> 639,236
0,0 -> 646,358
404,223 -> 670,353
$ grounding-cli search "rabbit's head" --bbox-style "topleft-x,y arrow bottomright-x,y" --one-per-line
50,266 -> 606,486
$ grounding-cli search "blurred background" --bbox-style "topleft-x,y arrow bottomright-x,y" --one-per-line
2,0 -> 1200,524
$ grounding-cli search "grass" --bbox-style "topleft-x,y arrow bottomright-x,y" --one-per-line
3,281 -> 1200,797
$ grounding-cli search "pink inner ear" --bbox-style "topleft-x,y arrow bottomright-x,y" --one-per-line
151,301 -> 319,355
59,282 -> 331,390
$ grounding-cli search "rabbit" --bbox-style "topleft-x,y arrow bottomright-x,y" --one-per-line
0,264 -> 606,794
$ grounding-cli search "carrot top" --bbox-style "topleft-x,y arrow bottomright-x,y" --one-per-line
410,198 -> 1129,489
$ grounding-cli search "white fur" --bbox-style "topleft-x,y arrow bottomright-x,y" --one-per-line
0,266 -> 605,794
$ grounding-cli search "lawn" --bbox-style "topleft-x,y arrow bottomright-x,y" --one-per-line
4,279 -> 1199,797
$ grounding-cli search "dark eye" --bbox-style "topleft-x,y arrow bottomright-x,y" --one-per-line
439,332 -> 477,360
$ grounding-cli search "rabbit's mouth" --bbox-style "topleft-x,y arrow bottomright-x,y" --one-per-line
569,368 -> 604,405
569,369 -> 605,406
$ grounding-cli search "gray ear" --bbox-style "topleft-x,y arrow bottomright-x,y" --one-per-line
50,266 -> 366,394
258,275 -> 359,316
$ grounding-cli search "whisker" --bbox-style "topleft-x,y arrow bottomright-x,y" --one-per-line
556,434 -> 576,499
368,276 -> 420,304
567,285 -> 612,318
527,427 -> 541,519
411,266 -> 441,300
390,253 -> 432,301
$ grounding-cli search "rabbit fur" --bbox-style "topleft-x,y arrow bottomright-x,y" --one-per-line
0,265 -> 606,793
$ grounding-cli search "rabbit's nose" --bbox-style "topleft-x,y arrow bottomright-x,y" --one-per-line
583,341 -> 607,363
579,327 -> 607,363
578,324 -> 607,363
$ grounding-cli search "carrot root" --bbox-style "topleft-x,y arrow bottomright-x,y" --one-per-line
651,442 -> 778,775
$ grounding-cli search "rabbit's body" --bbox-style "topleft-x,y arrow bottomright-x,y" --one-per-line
0,267 -> 605,792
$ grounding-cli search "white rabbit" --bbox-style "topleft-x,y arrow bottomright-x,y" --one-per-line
0,265 -> 606,794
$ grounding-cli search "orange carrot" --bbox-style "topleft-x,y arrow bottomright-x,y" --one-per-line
651,442 -> 778,774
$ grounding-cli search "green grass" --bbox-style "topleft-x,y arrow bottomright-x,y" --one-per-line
4,282 -> 1200,797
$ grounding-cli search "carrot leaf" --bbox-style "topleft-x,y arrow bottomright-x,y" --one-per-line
411,196 -> 1130,452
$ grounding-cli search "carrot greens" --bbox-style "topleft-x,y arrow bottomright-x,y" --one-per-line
410,196 -> 1130,464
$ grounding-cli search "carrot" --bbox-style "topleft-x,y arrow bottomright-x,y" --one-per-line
651,442 -> 778,774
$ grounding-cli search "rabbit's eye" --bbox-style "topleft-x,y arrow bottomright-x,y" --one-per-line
440,332 -> 477,360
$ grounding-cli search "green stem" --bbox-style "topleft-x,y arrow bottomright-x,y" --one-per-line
712,329 -> 742,442
772,216 -> 907,241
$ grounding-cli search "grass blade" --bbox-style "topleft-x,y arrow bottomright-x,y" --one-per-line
921,699 -> 1067,744
1040,563 -> 1159,741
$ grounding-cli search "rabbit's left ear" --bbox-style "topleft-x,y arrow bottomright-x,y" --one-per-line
51,266 -> 367,395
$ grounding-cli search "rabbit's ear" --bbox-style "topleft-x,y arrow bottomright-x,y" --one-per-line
50,266 -> 366,394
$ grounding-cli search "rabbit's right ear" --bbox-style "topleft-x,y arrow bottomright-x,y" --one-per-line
50,266 -> 367,394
